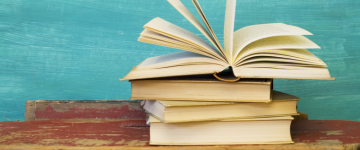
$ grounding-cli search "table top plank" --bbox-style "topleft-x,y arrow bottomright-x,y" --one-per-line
292,120 -> 360,144
0,120 -> 360,150
0,100 -> 356,149
26,100 -> 146,121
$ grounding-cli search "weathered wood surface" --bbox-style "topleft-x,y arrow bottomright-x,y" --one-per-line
0,100 -> 354,149
1,100 -> 354,149
25,100 -> 145,121
0,120 -> 360,150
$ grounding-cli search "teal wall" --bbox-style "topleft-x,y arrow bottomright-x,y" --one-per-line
1,0 -> 359,121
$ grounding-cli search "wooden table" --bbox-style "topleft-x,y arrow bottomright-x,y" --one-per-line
0,100 -> 359,150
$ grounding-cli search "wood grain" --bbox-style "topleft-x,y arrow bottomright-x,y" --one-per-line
24,101 -> 36,121
26,100 -> 145,121
0,120 -> 359,149
1,100 -> 359,149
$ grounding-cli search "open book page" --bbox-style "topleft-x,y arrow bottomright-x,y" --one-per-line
224,0 -> 236,63
236,56 -> 326,67
138,51 -> 227,69
236,62 -> 326,68
238,49 -> 323,63
192,0 -> 225,57
233,62 -> 334,80
122,64 -> 226,81
120,51 -> 228,80
234,35 -> 321,63
235,49 -> 326,67
141,29 -> 201,50
144,17 -> 226,63
232,23 -> 313,63
139,30 -> 223,61
167,0 -> 221,55
138,36 -> 224,62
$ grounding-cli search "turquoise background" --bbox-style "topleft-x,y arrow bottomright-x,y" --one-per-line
0,0 -> 359,121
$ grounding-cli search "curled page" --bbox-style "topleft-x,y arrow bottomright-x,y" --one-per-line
144,17 -> 226,62
232,23 -> 313,63
167,0 -> 220,54
224,0 -> 236,64
234,35 -> 321,63
192,0 -> 225,58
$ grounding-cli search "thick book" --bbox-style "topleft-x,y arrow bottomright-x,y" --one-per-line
120,0 -> 334,81
143,90 -> 299,123
130,75 -> 272,102
147,115 -> 294,145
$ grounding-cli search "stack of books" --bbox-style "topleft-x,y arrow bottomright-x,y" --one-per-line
120,0 -> 334,145
132,75 -> 300,145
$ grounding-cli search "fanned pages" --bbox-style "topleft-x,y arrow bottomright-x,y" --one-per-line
224,0 -> 236,62
139,29 -> 223,61
167,0 -> 225,59
232,23 -> 313,62
123,51 -> 227,80
120,0 -> 334,81
143,17 -> 226,63
192,0 -> 224,56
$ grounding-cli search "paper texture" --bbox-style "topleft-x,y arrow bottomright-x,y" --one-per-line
148,115 -> 293,123
234,35 -> 320,63
144,17 -> 224,60
139,30 -> 222,60
232,23 -> 313,63
224,0 -> 236,62
192,0 -> 224,56
157,90 -> 299,107
167,0 -> 220,53
138,51 -> 212,67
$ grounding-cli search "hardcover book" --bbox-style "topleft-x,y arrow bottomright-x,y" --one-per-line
147,115 -> 294,145
130,75 -> 272,102
143,90 -> 299,123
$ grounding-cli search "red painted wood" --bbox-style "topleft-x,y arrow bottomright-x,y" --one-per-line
0,120 -> 359,147
34,103 -> 146,120
0,120 -> 149,146
291,120 -> 360,144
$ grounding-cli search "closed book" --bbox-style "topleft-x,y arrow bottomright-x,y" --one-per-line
147,115 -> 294,145
143,90 -> 298,123
130,75 -> 272,102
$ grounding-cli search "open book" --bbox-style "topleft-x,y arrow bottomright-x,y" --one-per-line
121,0 -> 334,81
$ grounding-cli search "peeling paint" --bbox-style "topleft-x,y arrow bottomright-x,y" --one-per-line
74,139 -> 114,146
127,140 -> 147,146
320,130 -> 344,135
316,140 -> 343,145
